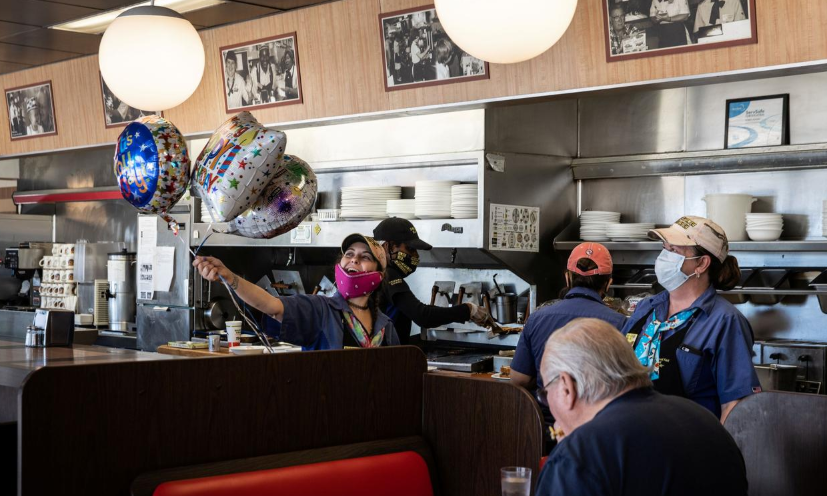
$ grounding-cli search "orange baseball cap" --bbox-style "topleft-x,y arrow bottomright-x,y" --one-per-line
567,242 -> 613,276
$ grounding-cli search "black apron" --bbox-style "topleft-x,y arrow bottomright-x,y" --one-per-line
629,310 -> 701,397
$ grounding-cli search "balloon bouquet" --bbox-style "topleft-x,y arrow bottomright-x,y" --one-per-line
191,111 -> 317,238
114,112 -> 318,352
114,111 -> 317,239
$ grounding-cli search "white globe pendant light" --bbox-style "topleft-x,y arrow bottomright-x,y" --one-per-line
435,0 -> 578,64
99,5 -> 204,110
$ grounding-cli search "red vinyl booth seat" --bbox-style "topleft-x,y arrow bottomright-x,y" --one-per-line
153,451 -> 434,496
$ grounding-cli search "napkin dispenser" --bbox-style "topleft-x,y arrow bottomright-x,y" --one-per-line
32,309 -> 75,347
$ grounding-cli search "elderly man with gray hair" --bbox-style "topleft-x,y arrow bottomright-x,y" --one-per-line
535,318 -> 748,496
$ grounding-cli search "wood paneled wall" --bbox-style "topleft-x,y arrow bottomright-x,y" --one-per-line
1,0 -> 826,157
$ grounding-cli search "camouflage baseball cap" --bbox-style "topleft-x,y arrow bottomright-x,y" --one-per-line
648,216 -> 729,263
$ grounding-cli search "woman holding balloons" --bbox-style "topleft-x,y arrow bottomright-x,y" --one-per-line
194,233 -> 400,350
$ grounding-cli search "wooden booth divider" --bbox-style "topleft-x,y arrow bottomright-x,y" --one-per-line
15,346 -> 545,496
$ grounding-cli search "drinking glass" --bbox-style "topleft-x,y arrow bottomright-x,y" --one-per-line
501,467 -> 531,496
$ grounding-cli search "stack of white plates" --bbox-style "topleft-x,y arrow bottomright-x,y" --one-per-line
415,180 -> 458,219
605,223 -> 655,241
200,201 -> 216,222
580,211 -> 621,241
340,186 -> 401,220
746,213 -> 783,241
387,199 -> 416,220
451,184 -> 478,219
823,200 -> 827,237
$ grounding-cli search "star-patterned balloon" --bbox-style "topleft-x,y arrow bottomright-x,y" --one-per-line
228,154 -> 317,239
114,115 -> 191,233
192,112 -> 287,223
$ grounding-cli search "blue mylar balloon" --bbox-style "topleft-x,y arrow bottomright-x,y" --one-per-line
114,115 -> 190,231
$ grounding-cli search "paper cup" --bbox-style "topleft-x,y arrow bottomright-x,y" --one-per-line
226,321 -> 242,347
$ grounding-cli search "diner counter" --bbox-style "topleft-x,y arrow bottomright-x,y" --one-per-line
0,338 -> 180,389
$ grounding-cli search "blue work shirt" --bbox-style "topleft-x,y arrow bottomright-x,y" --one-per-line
279,292 -> 400,350
512,287 -> 627,388
535,387 -> 748,496
622,286 -> 761,418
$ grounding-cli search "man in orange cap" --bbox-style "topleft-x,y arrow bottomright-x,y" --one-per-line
511,242 -> 626,451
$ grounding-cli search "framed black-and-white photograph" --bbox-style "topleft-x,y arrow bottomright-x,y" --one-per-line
603,0 -> 757,62
220,33 -> 302,113
100,74 -> 162,128
379,5 -> 489,91
725,94 -> 789,149
5,81 -> 57,140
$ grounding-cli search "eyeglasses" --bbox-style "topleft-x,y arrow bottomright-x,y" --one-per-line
536,375 -> 560,408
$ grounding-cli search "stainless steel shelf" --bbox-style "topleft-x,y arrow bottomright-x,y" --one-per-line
554,239 -> 827,252
571,143 -> 827,180
191,218 -> 484,249
424,327 -> 521,347
720,289 -> 827,295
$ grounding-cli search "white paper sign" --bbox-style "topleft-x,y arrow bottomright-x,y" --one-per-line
137,215 -> 157,300
488,203 -> 540,252
153,246 -> 175,292
290,223 -> 313,244
107,261 -> 125,283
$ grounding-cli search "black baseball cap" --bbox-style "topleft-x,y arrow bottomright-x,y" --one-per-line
373,218 -> 433,251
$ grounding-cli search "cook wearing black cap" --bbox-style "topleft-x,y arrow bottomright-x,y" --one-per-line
373,217 -> 489,344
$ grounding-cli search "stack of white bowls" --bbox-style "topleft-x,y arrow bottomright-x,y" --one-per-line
746,213 -> 783,241
415,180 -> 458,219
580,211 -> 621,241
450,184 -> 478,219
605,223 -> 655,241
200,201 -> 215,222
386,199 -> 416,219
340,186 -> 401,220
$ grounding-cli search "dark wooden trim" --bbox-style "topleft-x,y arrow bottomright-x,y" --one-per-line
724,391 -> 827,496
18,347 -> 426,495
378,5 -> 490,93
219,32 -> 303,114
423,373 -> 544,496
603,0 -> 759,63
131,436 -> 438,496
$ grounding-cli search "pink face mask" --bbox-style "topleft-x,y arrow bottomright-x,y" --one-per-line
334,264 -> 383,299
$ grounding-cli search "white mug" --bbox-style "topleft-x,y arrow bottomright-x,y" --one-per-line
43,297 -> 53,308
61,283 -> 74,296
39,256 -> 53,268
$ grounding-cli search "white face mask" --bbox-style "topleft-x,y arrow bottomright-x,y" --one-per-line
654,249 -> 702,292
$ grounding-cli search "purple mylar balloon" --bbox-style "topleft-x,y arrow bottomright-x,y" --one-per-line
227,154 -> 317,239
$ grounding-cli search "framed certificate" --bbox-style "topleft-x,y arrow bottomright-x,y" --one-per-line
725,94 -> 790,149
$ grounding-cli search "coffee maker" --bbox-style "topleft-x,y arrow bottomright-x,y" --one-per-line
3,243 -> 48,309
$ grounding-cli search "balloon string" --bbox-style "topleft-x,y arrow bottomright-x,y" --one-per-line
218,274 -> 274,354
176,223 -> 273,353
